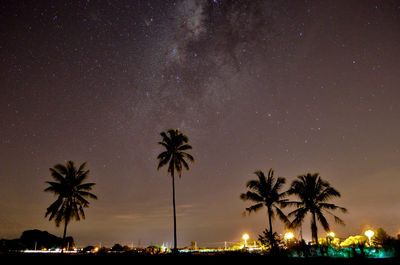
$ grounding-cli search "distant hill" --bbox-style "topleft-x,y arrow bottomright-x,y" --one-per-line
0,229 -> 74,251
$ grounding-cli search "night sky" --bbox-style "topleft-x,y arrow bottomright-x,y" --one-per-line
1,0 -> 400,248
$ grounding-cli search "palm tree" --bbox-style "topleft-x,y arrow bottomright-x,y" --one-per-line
44,161 -> 97,251
240,168 -> 289,238
157,129 -> 194,253
287,173 -> 347,245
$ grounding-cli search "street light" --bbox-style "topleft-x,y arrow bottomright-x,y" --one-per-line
365,230 -> 374,247
327,232 -> 335,238
284,232 -> 294,247
242,233 -> 249,248
326,232 -> 335,246
284,232 -> 294,241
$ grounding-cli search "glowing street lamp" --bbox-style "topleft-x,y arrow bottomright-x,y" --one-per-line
242,233 -> 249,248
327,232 -> 335,238
326,232 -> 335,246
284,232 -> 294,246
365,230 -> 374,247
284,232 -> 294,241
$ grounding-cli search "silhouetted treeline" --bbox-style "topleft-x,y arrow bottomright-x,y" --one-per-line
0,229 -> 74,251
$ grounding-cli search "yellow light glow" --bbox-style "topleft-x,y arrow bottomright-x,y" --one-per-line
365,230 -> 374,238
327,232 -> 335,237
242,233 -> 249,240
284,232 -> 294,240
364,229 -> 375,246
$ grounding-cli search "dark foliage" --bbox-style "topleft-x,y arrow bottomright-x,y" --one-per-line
0,229 -> 74,251
258,228 -> 282,255
0,252 -> 399,265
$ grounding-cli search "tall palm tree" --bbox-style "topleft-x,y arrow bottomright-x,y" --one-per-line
240,168 -> 289,238
157,129 -> 194,253
44,161 -> 97,251
287,173 -> 347,245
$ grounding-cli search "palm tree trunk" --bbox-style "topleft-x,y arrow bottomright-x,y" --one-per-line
62,220 -> 68,253
300,225 -> 303,240
311,212 -> 318,246
267,206 -> 273,235
171,171 -> 177,253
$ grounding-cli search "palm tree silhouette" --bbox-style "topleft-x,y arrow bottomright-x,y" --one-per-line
157,129 -> 194,253
44,161 -> 97,252
240,168 -> 289,237
287,173 -> 347,246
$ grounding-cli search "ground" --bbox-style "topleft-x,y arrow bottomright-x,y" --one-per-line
1,253 -> 399,265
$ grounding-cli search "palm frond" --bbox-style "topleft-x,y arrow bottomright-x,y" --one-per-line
181,152 -> 194,162
77,162 -> 87,172
178,144 -> 192,151
157,157 -> 170,170
274,205 -> 290,227
180,158 -> 190,171
53,163 -> 68,175
289,207 -> 308,229
253,170 -> 266,183
288,206 -> 307,218
157,151 -> 170,159
160,131 -> 171,145
271,176 -> 286,195
319,203 -> 347,213
333,215 -> 345,225
283,200 -> 303,208
317,187 -> 341,201
76,169 -> 90,184
49,168 -> 66,183
323,209 -> 346,226
244,203 -> 264,214
76,183 -> 96,191
158,141 -> 170,150
246,179 -> 262,191
316,209 -> 330,231
77,190 -> 98,200
240,191 -> 263,202
44,181 -> 63,192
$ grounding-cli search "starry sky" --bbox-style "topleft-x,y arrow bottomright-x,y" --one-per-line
1,0 -> 400,248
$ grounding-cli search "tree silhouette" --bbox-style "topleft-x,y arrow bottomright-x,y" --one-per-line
287,173 -> 347,246
240,168 -> 289,238
258,228 -> 282,254
373,228 -> 391,248
157,129 -> 194,253
44,161 -> 97,252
